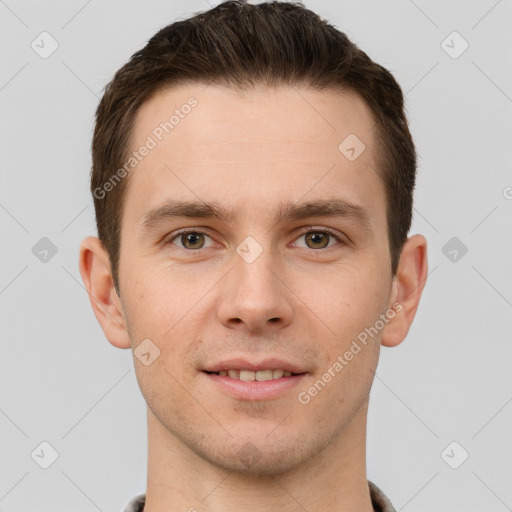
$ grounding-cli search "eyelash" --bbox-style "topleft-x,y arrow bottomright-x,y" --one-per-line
164,227 -> 345,252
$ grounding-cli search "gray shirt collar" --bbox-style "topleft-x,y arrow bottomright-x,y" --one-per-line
122,480 -> 396,512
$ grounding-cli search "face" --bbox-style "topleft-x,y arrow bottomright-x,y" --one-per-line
115,84 -> 397,475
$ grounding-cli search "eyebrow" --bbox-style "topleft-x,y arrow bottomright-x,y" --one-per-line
140,198 -> 373,235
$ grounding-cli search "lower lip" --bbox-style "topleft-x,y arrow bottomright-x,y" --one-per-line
202,372 -> 308,400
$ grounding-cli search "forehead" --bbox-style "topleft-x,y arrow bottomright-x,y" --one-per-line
133,83 -> 375,156
122,83 -> 386,234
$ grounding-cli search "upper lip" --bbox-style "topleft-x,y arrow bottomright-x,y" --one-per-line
203,357 -> 309,374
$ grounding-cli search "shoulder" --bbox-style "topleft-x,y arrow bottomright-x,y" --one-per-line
368,481 -> 396,512
121,493 -> 146,512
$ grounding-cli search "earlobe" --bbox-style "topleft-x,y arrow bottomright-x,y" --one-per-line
381,234 -> 428,348
78,236 -> 131,349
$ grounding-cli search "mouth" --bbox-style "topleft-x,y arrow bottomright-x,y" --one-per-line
203,369 -> 306,381
201,359 -> 310,400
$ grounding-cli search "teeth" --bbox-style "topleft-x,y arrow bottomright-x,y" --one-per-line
256,370 -> 273,381
240,370 -> 256,381
215,369 -> 297,380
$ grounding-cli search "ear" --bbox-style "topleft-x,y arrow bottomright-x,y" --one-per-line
78,236 -> 131,349
381,234 -> 428,348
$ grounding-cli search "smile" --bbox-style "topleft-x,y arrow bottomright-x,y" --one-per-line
202,370 -> 308,400
204,369 -> 303,381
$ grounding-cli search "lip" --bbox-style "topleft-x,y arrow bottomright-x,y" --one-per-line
203,357 -> 308,374
202,371 -> 309,401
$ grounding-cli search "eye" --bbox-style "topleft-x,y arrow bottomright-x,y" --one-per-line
166,230 -> 215,250
293,229 -> 343,250
164,227 -> 345,252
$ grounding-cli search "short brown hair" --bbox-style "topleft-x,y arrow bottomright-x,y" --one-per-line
91,0 -> 416,293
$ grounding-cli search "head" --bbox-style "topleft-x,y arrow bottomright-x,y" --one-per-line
80,0 -> 427,476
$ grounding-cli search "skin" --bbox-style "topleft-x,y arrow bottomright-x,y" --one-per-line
79,83 -> 428,512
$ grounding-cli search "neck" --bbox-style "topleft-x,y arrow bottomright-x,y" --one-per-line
143,402 -> 375,512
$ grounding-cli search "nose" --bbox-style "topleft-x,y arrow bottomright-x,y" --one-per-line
216,244 -> 294,333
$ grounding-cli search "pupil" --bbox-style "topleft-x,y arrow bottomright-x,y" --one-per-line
307,232 -> 328,249
184,233 -> 203,248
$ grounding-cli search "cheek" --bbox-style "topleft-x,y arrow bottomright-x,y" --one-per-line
300,279 -> 384,410
122,262 -> 186,335
304,262 -> 389,334
304,269 -> 389,399
122,264 -> 209,374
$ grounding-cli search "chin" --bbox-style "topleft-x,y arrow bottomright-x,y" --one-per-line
194,431 -> 314,477
211,445 -> 308,477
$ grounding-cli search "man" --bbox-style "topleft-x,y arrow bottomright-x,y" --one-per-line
79,1 -> 428,511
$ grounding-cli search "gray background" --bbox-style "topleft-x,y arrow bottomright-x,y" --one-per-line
1,0 -> 511,511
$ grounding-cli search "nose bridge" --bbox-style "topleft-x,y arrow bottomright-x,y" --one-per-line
233,235 -> 280,302
217,235 -> 293,330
